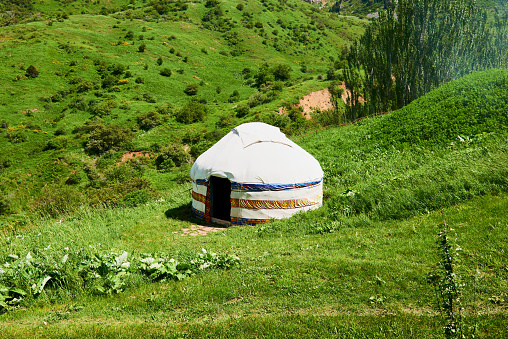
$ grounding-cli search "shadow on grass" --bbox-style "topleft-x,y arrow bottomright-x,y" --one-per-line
164,202 -> 198,222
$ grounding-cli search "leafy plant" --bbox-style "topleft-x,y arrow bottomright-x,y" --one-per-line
85,124 -> 134,155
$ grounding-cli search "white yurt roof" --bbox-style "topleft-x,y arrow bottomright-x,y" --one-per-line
190,122 -> 323,185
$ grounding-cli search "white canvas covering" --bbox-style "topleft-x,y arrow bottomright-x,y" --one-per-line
190,122 -> 323,225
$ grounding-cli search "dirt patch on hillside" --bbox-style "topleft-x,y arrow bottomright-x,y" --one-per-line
297,88 -> 335,119
117,151 -> 151,165
279,82 -> 365,119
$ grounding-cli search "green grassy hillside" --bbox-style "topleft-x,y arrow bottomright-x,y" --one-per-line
0,0 -> 367,223
1,69 -> 507,337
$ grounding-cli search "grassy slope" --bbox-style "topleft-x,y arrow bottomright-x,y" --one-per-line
0,69 -> 507,337
0,0 -> 367,220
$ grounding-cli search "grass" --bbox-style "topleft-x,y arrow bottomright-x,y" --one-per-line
1,1 -> 508,337
0,0 -> 367,219
0,192 -> 507,337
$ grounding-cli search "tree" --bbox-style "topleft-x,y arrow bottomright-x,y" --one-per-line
344,0 -> 506,120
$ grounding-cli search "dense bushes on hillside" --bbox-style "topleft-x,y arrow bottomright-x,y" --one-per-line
85,124 -> 134,155
175,100 -> 208,124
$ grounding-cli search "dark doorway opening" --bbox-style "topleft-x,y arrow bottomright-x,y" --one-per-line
210,176 -> 231,222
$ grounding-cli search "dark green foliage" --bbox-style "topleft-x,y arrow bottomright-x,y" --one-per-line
155,144 -> 191,172
25,65 -> 38,78
156,57 -> 163,66
137,111 -> 161,131
43,137 -> 68,151
159,68 -> 172,77
76,80 -> 94,93
85,124 -> 134,155
202,2 -> 234,32
175,100 -> 208,124
122,190 -> 152,207
345,0 -> 508,119
215,112 -> 236,129
125,30 -> 134,40
138,44 -> 146,52
183,83 -> 199,96
236,3 -> 244,11
86,178 -> 156,207
271,64 -> 291,81
102,75 -> 119,89
90,98 -> 117,117
235,105 -> 249,118
228,89 -> 239,103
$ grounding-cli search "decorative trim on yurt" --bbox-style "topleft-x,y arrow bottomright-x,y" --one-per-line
191,177 -> 323,225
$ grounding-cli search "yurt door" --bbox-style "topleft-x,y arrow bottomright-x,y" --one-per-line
210,176 -> 231,222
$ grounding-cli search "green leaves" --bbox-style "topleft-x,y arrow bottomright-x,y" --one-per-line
0,246 -> 240,310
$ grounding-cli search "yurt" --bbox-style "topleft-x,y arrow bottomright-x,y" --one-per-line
190,122 -> 323,225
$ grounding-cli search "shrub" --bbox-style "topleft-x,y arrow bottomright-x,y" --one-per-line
43,137 -> 69,151
125,30 -> 134,39
236,4 -> 244,11
85,124 -> 134,155
175,100 -> 208,124
159,68 -> 172,77
76,80 -> 94,92
155,144 -> 191,172
157,57 -> 163,66
272,64 -> 291,81
104,163 -> 141,184
216,113 -> 236,129
25,65 -> 38,78
138,44 -> 146,52
122,190 -> 153,207
183,83 -> 199,96
137,111 -> 161,130
236,105 -> 249,118
135,77 -> 144,84
102,75 -> 119,89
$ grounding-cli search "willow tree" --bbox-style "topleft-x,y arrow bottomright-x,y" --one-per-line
344,0 -> 508,120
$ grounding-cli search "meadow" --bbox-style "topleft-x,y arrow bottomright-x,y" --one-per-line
1,1 -> 508,337
1,68 -> 508,337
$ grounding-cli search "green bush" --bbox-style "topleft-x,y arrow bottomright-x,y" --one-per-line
271,64 -> 291,81
85,124 -> 134,155
104,163 -> 142,184
122,190 -> 153,207
159,68 -> 172,77
155,144 -> 191,172
76,80 -> 94,93
175,100 -> 208,124
86,178 -> 156,207
183,83 -> 199,96
137,111 -> 161,130
235,105 -> 250,118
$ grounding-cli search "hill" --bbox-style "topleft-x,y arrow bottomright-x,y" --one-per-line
0,0 -> 368,223
0,69 -> 507,337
